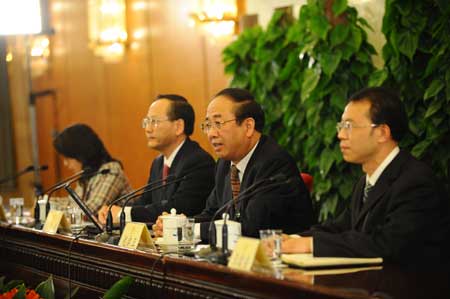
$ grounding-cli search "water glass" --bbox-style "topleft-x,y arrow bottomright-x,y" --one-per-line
259,229 -> 282,265
183,218 -> 195,243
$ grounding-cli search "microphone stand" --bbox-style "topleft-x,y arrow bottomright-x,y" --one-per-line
118,176 -> 187,235
43,170 -> 85,218
104,175 -> 175,234
204,175 -> 289,264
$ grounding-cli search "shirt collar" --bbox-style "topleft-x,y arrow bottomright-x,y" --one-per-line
231,140 -> 259,183
163,139 -> 186,168
366,146 -> 400,186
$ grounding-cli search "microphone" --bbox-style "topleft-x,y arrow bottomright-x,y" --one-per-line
118,175 -> 187,235
0,164 -> 48,185
105,175 -> 175,234
205,174 -> 289,264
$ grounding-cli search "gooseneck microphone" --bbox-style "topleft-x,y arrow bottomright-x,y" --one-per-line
104,175 -> 175,234
118,175 -> 187,235
0,164 -> 48,185
205,173 -> 289,264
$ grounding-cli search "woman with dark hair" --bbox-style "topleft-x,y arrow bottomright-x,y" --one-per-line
53,124 -> 132,214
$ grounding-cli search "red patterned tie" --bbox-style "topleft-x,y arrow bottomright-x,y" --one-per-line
230,164 -> 240,201
162,164 -> 170,184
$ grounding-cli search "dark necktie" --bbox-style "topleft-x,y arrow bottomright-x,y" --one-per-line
162,164 -> 170,184
362,182 -> 373,204
230,164 -> 240,201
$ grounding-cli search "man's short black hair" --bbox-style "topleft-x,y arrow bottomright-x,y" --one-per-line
214,88 -> 265,132
349,87 -> 409,142
156,94 -> 195,136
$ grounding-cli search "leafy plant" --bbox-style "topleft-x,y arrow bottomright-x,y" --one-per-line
0,275 -> 133,299
369,0 -> 450,194
102,276 -> 134,299
223,0 -> 376,220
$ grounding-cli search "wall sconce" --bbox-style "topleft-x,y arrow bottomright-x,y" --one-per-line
189,0 -> 241,37
88,0 -> 127,62
5,36 -> 51,78
30,35 -> 51,77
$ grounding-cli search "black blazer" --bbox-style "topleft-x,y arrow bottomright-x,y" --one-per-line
198,135 -> 313,239
306,150 -> 450,264
131,138 -> 215,222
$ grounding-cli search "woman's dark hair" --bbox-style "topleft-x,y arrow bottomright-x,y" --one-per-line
214,88 -> 265,132
53,124 -> 116,172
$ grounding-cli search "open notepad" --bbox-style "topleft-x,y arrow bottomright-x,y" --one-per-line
282,253 -> 383,268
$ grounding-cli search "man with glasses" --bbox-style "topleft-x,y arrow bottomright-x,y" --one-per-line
182,88 -> 313,240
281,87 -> 449,265
99,94 -> 215,224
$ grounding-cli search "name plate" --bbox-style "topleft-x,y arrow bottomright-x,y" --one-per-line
42,210 -> 71,234
228,237 -> 272,272
118,222 -> 155,250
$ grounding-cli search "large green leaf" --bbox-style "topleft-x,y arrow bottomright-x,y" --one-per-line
411,139 -> 433,158
310,14 -> 331,40
301,68 -> 321,102
424,79 -> 444,100
348,25 -> 362,52
330,24 -> 350,47
319,148 -> 335,177
368,69 -> 388,87
103,276 -> 134,299
35,275 -> 55,299
424,99 -> 442,119
332,0 -> 348,16
397,30 -> 418,60
320,50 -> 342,76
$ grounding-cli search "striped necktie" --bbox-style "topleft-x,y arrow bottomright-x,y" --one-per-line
162,164 -> 170,184
230,164 -> 240,201
362,182 -> 373,204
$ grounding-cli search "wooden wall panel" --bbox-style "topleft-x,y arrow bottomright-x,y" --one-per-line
6,0 -> 230,202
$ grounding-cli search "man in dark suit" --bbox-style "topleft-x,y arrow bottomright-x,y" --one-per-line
281,87 -> 449,264
98,94 -> 215,223
194,88 -> 313,239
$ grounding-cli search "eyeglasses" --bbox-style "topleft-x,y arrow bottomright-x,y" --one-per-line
336,121 -> 379,134
142,117 -> 170,128
200,119 -> 237,133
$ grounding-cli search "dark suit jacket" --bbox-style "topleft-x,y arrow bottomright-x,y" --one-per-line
198,135 -> 313,239
305,150 -> 450,264
131,138 -> 215,223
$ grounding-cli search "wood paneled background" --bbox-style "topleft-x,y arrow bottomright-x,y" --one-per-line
4,0 -> 233,206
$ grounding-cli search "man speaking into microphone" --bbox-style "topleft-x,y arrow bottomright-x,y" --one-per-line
154,88 -> 313,240
99,94 -> 215,224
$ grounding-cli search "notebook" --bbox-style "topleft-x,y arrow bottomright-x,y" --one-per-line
282,253 -> 383,268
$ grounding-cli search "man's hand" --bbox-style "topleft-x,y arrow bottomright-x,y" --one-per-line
281,235 -> 313,254
152,212 -> 168,237
98,205 -> 122,225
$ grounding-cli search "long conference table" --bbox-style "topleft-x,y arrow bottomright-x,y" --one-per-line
1,223 -> 449,299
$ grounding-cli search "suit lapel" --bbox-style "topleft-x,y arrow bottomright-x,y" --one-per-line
240,135 -> 265,190
354,150 -> 408,228
351,177 -> 365,227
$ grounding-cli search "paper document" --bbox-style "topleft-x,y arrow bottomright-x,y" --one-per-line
282,253 -> 382,268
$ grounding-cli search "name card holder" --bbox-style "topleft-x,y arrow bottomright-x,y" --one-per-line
118,222 -> 156,250
42,210 -> 72,234
228,237 -> 273,272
